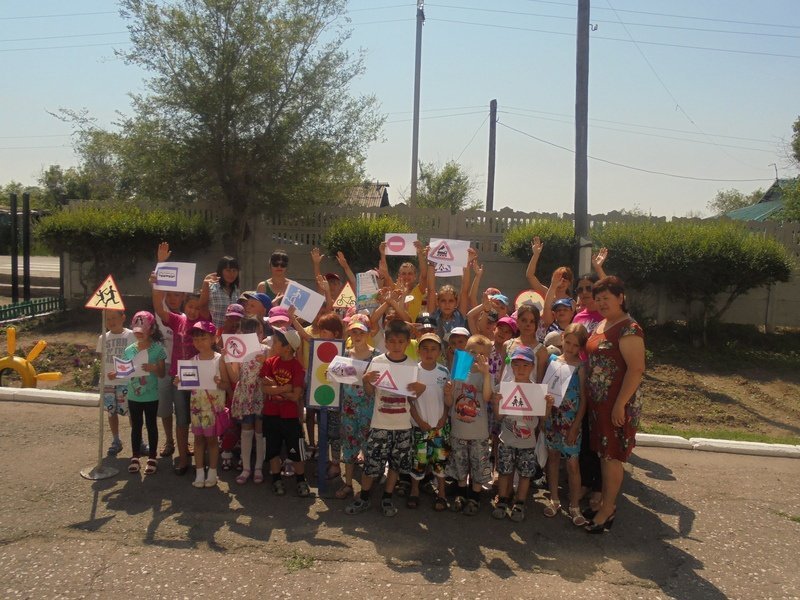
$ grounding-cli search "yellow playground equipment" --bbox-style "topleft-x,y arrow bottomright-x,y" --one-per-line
0,326 -> 62,387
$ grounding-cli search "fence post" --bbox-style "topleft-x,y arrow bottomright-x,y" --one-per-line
22,193 -> 31,301
10,194 -> 19,304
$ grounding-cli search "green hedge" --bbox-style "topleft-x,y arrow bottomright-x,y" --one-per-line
499,219 -> 576,279
35,203 -> 212,281
323,214 -> 413,272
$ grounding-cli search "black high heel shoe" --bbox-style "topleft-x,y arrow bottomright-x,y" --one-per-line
585,512 -> 616,534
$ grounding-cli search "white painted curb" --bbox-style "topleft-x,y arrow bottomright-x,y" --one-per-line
689,437 -> 800,459
0,387 -> 98,408
635,433 -> 694,450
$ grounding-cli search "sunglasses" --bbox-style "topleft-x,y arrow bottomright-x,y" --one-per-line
271,260 -> 288,268
576,285 -> 592,293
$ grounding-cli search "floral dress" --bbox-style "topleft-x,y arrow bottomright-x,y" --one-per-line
340,348 -> 379,464
586,319 -> 644,462
544,354 -> 582,458
230,348 -> 267,420
189,353 -> 227,436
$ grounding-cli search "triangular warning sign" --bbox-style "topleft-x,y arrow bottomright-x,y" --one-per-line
334,281 -> 356,308
374,370 -> 398,391
500,384 -> 533,412
85,274 -> 125,311
431,240 -> 454,261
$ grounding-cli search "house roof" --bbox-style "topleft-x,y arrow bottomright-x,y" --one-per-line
725,199 -> 784,222
344,182 -> 390,208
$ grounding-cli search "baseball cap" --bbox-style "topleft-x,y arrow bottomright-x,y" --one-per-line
418,332 -> 443,347
273,328 -> 301,351
131,311 -> 155,333
347,319 -> 369,332
444,326 -> 470,342
191,320 -> 217,335
225,303 -> 245,318
510,345 -> 535,362
324,272 -> 341,282
490,293 -> 510,307
552,298 -> 575,310
242,291 -> 273,311
497,316 -> 518,334
267,306 -> 291,325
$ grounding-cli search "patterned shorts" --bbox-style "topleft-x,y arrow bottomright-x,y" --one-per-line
411,424 -> 450,480
445,437 -> 492,485
363,428 -> 412,478
102,385 -> 128,416
497,443 -> 538,478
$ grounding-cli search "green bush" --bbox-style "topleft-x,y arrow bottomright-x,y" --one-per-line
323,214 -> 413,272
499,219 -> 575,279
35,202 -> 212,287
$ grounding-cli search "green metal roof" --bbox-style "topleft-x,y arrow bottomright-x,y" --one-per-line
724,199 -> 784,222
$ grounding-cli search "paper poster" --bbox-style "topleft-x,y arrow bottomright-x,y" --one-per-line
221,333 -> 261,363
308,339 -> 344,408
372,363 -> 419,398
541,360 -> 576,408
326,355 -> 370,386
427,238 -> 470,268
177,359 -> 218,390
384,233 -> 418,256
153,262 -> 197,293
451,349 -> 474,382
113,357 -> 135,379
86,274 -> 125,311
356,271 -> 380,312
498,381 -> 547,416
333,281 -> 356,309
280,281 -> 326,323
434,261 -> 461,278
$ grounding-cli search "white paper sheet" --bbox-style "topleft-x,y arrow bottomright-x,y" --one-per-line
279,281 -> 326,322
221,333 -> 262,363
427,238 -> 470,268
177,359 -> 218,390
153,262 -> 197,293
384,233 -> 418,256
498,381 -> 548,416
371,363 -> 419,398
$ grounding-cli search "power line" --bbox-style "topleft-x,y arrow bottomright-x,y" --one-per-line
386,105 -> 484,115
0,41 -> 129,53
0,31 -> 126,43
386,110 -> 486,124
498,121 -> 773,183
0,145 -> 71,150
0,134 -> 70,140
456,113 -> 489,161
0,11 -> 117,20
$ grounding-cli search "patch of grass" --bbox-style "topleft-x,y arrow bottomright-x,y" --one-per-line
640,423 -> 799,445
775,511 -> 800,524
285,550 -> 314,573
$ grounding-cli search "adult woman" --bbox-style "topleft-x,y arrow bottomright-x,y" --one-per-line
584,276 -> 645,533
201,256 -> 241,329
257,250 -> 291,298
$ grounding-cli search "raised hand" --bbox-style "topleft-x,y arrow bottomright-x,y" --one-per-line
311,247 -> 324,265
157,241 -> 171,262
335,251 -> 349,268
593,247 -> 608,269
531,236 -> 543,257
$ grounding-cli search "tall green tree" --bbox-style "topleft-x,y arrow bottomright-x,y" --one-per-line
111,0 -> 383,255
791,115 -> 800,168
413,160 -> 480,214
707,187 -> 763,215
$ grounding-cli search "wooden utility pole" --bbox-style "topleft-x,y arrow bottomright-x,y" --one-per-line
410,1 -> 425,203
574,0 -> 591,275
486,99 -> 497,211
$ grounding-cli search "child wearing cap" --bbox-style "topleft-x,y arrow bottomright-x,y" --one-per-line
110,311 -> 167,476
443,327 -> 470,371
260,328 -> 309,497
241,291 -> 273,323
445,334 -> 494,516
492,345 -> 554,522
408,332 -> 452,511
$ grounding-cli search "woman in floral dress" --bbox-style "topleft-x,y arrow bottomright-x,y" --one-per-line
585,276 -> 645,533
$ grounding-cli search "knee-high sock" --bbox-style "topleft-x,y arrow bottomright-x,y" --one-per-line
255,434 -> 266,471
240,428 -> 255,472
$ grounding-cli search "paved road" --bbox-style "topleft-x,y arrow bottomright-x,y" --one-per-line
0,255 -> 60,277
0,401 -> 798,599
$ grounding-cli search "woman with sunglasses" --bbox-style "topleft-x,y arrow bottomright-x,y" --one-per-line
257,250 -> 292,299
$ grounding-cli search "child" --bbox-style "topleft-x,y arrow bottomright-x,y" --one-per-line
378,241 -> 428,321
176,321 -> 230,487
492,346 -> 554,522
226,317 -> 268,484
111,311 -> 166,476
336,315 -> 380,499
501,304 -> 549,384
425,250 -> 473,342
96,309 -> 135,456
444,327 -> 470,371
346,320 -> 424,516
200,256 -> 241,329
260,328 -> 309,497
543,323 -> 589,526
241,291 -> 273,324
155,290 -> 182,462
408,332 -> 452,511
445,334 -> 494,516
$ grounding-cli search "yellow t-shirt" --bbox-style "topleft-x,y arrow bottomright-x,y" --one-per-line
406,284 -> 424,322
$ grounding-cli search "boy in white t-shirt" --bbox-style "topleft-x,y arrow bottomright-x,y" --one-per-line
346,320 -> 425,517
96,309 -> 135,456
408,333 -> 452,511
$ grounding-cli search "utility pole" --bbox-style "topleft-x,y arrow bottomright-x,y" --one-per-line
486,99 -> 497,211
574,0 -> 591,276
410,1 -> 425,204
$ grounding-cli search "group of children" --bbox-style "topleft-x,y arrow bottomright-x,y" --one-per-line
99,237 -> 609,527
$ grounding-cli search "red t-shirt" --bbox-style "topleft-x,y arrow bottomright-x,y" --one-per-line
166,312 -> 201,376
260,355 -> 306,419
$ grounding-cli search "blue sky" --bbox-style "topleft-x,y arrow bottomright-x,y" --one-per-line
1,0 -> 798,217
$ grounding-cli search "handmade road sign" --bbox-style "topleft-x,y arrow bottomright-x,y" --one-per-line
85,275 -> 125,311
498,381 -> 547,416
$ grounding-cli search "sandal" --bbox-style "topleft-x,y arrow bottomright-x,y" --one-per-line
433,497 -> 449,512
345,497 -> 371,515
569,506 -> 588,526
394,480 -> 410,498
381,497 -> 398,517
491,499 -> 509,520
406,495 -> 420,509
296,481 -> 311,497
253,469 -> 264,484
508,501 -> 526,522
463,498 -> 480,516
543,499 -> 562,518
451,495 -> 466,513
159,441 -> 175,458
272,479 -> 286,496
335,484 -> 354,499
144,458 -> 158,475
236,470 -> 251,485
128,457 -> 140,473
221,454 -> 233,471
